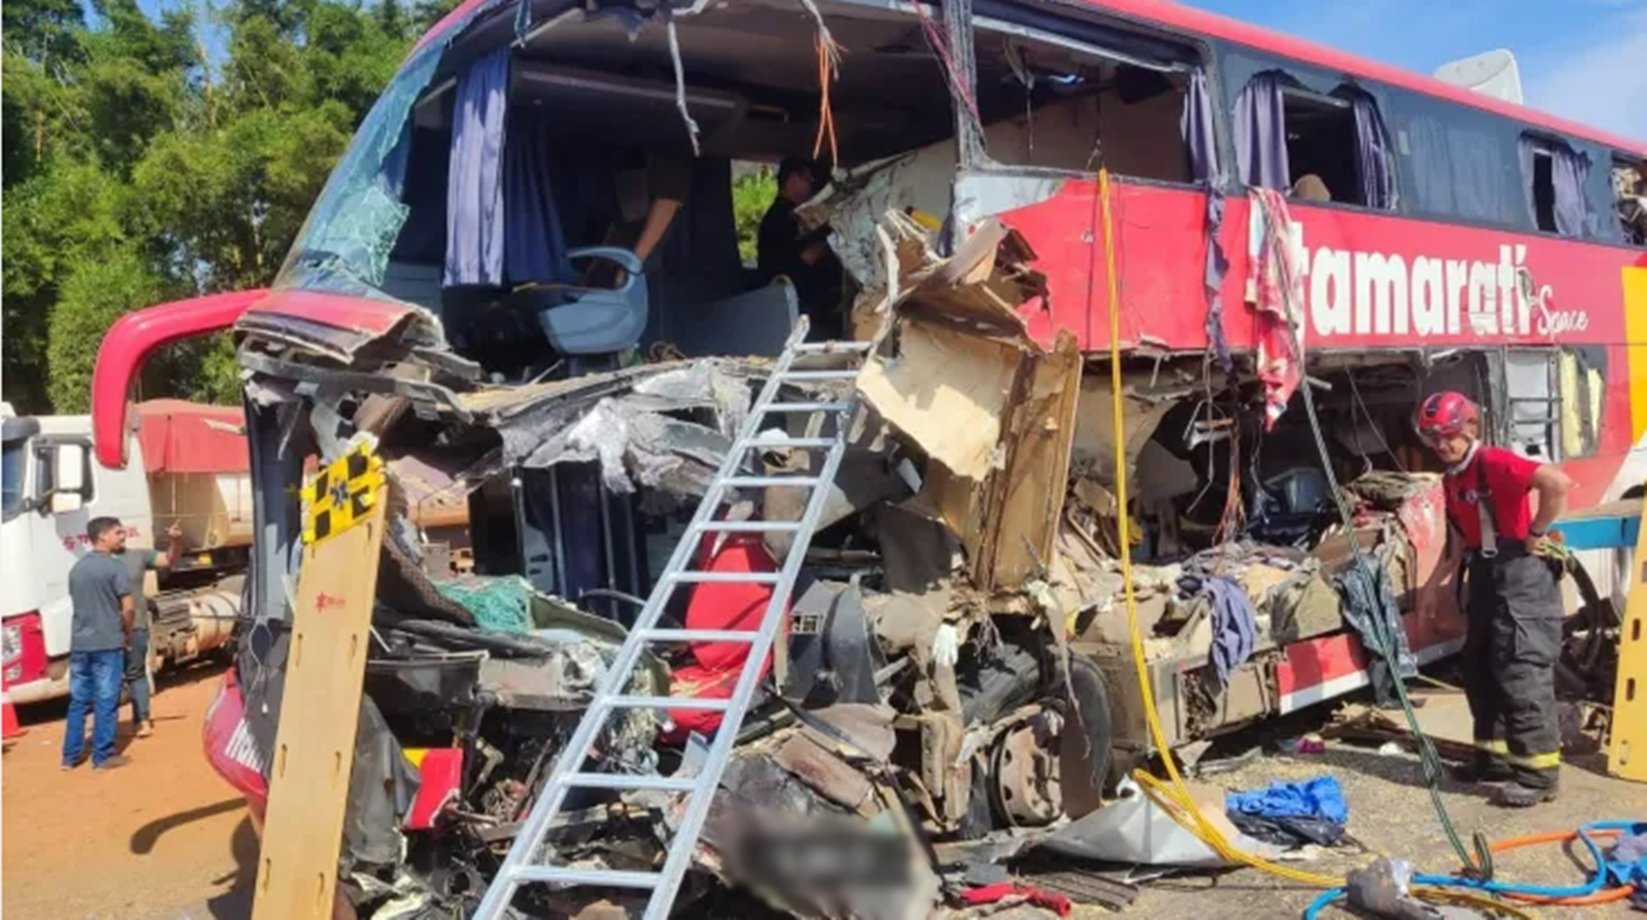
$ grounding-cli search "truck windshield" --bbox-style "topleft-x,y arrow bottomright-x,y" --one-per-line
271,44 -> 442,301
2,440 -> 23,522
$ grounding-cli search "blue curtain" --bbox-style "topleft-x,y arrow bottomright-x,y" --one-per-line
1550,144 -> 1592,238
503,118 -> 573,285
1233,71 -> 1290,192
1180,69 -> 1231,372
1181,70 -> 1220,184
1349,92 -> 1396,210
445,48 -> 510,287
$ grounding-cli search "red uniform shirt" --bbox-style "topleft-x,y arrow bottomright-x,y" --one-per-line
1442,445 -> 1542,549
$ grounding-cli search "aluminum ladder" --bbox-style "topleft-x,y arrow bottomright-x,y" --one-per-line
471,320 -> 870,920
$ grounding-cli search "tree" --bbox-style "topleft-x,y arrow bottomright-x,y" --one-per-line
46,250 -> 164,413
1,0 -> 417,413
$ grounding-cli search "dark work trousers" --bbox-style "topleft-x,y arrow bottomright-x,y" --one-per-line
125,627 -> 151,723
1461,548 -> 1563,789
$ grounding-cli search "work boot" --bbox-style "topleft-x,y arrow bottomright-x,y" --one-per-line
136,719 -> 154,738
1448,759 -> 1511,784
1491,781 -> 1558,808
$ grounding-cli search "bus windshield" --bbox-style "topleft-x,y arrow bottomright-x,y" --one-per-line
272,45 -> 442,301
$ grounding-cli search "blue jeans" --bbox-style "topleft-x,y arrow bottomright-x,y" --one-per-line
62,648 -> 125,766
126,628 -> 150,723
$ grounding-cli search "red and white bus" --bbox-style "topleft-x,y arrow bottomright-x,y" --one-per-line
88,0 -> 1645,808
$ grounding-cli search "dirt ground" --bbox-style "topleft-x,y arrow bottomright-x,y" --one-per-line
1125,686 -> 1647,919
2,669 -> 1643,920
1,663 -> 255,920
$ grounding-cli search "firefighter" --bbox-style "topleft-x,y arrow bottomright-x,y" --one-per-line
1415,391 -> 1571,807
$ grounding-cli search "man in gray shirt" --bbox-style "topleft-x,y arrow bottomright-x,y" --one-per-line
120,521 -> 182,738
61,516 -> 134,770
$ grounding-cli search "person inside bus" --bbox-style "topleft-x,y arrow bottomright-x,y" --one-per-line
1415,392 -> 1571,807
757,156 -> 842,339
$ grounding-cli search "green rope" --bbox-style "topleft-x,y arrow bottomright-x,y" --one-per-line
435,575 -> 536,633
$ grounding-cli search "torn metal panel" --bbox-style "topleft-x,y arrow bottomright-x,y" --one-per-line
857,319 -> 1019,482
1069,375 -> 1176,487
237,290 -> 444,363
975,329 -> 1081,588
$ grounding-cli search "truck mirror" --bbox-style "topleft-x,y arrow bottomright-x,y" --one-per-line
49,443 -> 89,514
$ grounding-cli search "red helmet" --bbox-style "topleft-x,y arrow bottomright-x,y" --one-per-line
1416,391 -> 1478,439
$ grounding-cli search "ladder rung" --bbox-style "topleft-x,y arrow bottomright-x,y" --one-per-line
761,401 -> 851,414
670,571 -> 782,584
794,341 -> 873,354
607,695 -> 732,712
724,476 -> 822,488
782,369 -> 859,381
511,866 -> 661,889
742,436 -> 836,449
694,520 -> 801,533
640,628 -> 759,643
564,773 -> 697,792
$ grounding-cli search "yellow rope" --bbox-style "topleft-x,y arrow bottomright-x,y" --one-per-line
1097,169 -> 1537,918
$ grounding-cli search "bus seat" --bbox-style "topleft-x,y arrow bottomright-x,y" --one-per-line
381,262 -> 444,313
653,277 -> 798,359
526,246 -> 650,356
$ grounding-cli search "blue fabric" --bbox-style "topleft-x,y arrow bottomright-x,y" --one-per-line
1349,91 -> 1397,211
1605,828 -> 1647,905
1181,573 -> 1257,687
125,627 -> 150,723
503,117 -> 574,285
1227,775 -> 1348,825
1232,71 -> 1291,192
62,648 -> 125,766
445,47 -> 510,286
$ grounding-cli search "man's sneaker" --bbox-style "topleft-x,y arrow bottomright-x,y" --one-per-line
1491,782 -> 1558,808
136,720 -> 154,738
1448,760 -> 1512,784
92,755 -> 132,771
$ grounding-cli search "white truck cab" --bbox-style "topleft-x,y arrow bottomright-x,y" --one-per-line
2,407 -> 154,703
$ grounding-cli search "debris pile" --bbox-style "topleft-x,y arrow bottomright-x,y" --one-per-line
218,202 -> 1519,919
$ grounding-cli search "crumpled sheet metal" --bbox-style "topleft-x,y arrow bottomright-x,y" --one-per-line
1035,784 -> 1281,868
498,360 -> 751,496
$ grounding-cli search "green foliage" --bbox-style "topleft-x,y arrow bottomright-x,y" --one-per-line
2,0 -> 417,413
47,250 -> 164,413
733,166 -> 777,266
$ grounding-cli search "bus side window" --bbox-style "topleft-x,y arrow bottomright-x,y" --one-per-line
1518,133 -> 1594,239
1614,156 -> 1647,246
1502,349 -> 1560,462
1558,348 -> 1604,459
1501,348 -> 1602,462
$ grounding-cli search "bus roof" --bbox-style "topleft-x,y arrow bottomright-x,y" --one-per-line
414,0 -> 1644,156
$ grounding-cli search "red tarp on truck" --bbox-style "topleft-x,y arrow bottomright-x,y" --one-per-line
135,400 -> 248,475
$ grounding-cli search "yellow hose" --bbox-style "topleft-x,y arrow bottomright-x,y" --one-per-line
1095,171 -> 1537,919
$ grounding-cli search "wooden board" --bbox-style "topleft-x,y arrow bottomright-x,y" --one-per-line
252,485 -> 387,920
1608,495 -> 1647,783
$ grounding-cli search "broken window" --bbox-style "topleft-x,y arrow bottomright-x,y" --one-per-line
967,25 -> 1203,182
1232,71 -> 1395,209
1614,155 -> 1647,246
1518,133 -> 1593,238
1497,347 -> 1603,463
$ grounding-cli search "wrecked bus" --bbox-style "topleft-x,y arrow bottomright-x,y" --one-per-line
88,0 -> 1647,915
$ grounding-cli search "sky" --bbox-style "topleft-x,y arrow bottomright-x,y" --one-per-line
1184,0 -> 1647,143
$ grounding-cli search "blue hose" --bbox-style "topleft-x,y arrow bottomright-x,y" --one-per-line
1300,820 -> 1639,918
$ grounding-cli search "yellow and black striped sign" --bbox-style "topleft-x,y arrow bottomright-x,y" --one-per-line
301,442 -> 386,545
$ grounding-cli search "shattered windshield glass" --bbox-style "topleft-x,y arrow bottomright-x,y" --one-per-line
272,44 -> 443,300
